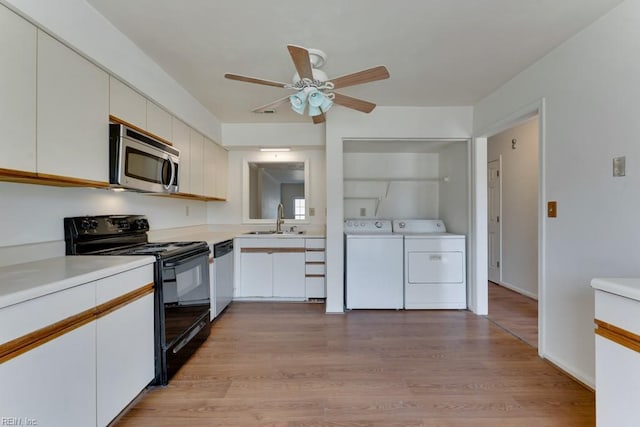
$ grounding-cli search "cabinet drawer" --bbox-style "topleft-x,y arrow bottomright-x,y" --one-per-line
305,251 -> 325,262
95,264 -> 154,305
595,289 -> 640,337
305,277 -> 325,298
305,238 -> 325,249
305,263 -> 325,276
0,283 -> 95,344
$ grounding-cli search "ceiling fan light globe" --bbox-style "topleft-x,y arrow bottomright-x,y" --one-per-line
308,104 -> 322,117
289,93 -> 306,114
320,96 -> 333,113
308,91 -> 324,108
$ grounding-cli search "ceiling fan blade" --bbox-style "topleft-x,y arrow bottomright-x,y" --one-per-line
332,92 -> 376,113
252,96 -> 291,113
287,45 -> 313,80
330,66 -> 390,89
224,73 -> 288,88
312,114 -> 326,124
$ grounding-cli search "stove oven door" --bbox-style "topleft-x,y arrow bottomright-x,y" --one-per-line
159,249 -> 211,383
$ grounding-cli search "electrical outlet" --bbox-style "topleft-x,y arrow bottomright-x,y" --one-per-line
309,207 -> 315,216
185,206 -> 190,216
613,156 -> 626,177
360,207 -> 366,216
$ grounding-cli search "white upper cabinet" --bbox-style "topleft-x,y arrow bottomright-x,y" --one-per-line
172,118 -> 191,194
0,5 -> 36,172
37,30 -> 109,183
214,143 -> 228,200
189,129 -> 205,196
204,137 -> 228,200
146,101 -> 172,142
203,137 -> 217,198
109,76 -> 146,130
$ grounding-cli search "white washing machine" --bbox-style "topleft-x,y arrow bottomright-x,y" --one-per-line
393,219 -> 467,309
344,219 -> 404,309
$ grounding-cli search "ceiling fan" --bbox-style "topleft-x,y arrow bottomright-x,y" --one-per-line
225,45 -> 390,124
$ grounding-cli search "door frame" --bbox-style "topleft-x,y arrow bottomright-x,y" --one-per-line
487,157 -> 502,284
470,98 -> 546,356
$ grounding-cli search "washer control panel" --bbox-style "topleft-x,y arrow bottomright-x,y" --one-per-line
344,219 -> 393,233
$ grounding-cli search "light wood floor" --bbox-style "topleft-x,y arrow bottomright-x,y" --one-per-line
115,302 -> 593,427
487,282 -> 538,347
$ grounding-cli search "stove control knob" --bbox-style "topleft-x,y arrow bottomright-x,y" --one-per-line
80,219 -> 91,231
90,219 -> 99,230
374,221 -> 382,228
134,218 -> 148,230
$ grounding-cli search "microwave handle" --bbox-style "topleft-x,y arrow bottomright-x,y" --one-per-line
163,157 -> 176,190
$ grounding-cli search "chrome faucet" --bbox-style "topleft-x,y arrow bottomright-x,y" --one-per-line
276,202 -> 284,233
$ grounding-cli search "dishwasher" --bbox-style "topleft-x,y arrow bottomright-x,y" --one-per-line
211,239 -> 234,320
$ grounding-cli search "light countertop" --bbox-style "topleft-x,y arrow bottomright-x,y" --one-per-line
0,255 -> 155,309
151,230 -> 325,246
591,278 -> 640,302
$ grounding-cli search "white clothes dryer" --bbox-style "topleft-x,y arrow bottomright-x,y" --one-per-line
344,219 -> 404,309
393,220 -> 467,309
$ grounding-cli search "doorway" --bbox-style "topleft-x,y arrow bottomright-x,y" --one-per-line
485,116 -> 539,348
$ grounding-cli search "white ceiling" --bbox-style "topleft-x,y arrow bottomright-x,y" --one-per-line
86,0 -> 623,124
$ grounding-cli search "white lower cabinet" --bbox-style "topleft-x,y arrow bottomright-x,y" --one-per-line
592,285 -> 640,427
97,293 -> 155,426
0,323 -> 97,427
235,238 -> 306,299
0,264 -> 154,427
273,252 -> 306,298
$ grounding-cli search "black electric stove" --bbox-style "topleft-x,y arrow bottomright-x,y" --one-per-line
64,215 -> 211,385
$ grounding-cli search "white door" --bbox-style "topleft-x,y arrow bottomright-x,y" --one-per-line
488,159 -> 501,283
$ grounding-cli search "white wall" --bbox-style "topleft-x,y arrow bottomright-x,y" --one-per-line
326,106 -> 474,313
0,182 -> 206,253
488,118 -> 539,299
473,0 -> 640,386
343,153 -> 440,219
438,141 -> 470,235
0,0 -> 221,143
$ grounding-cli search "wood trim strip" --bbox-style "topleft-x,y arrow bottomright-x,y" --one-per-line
305,274 -> 325,278
109,115 -> 174,146
305,248 -> 325,252
595,319 -> 640,354
305,261 -> 325,265
0,169 -> 110,188
241,247 -> 305,253
95,283 -> 154,319
151,192 -> 227,202
0,283 -> 154,365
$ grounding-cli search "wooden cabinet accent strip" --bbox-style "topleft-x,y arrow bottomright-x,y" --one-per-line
241,247 -> 305,253
109,114 -> 173,146
305,261 -> 325,265
95,283 -> 154,318
0,168 -> 109,188
0,283 -> 153,364
151,192 -> 227,202
305,248 -> 325,252
305,274 -> 325,278
595,318 -> 640,354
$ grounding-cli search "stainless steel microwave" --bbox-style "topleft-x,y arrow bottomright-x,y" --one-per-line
109,123 -> 179,193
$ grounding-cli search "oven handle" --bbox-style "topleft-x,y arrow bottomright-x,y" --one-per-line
164,250 -> 209,268
172,319 -> 207,354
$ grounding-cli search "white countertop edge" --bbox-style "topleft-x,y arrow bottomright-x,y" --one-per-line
0,256 -> 156,309
591,277 -> 640,302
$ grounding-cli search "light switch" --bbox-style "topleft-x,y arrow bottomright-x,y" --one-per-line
309,207 -> 315,216
613,156 -> 626,177
360,207 -> 366,216
547,201 -> 557,218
